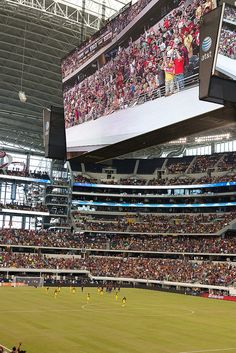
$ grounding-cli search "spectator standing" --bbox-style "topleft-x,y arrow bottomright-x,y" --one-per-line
162,57 -> 175,96
174,50 -> 185,91
184,30 -> 193,58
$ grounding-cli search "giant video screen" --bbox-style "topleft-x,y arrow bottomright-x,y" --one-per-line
214,3 -> 236,80
62,0 -> 217,155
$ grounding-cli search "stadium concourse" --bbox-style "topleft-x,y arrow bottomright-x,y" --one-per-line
1,0 -> 236,352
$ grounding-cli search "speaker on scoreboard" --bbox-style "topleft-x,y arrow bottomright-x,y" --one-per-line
43,106 -> 66,160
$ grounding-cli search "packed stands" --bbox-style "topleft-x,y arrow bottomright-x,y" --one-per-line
0,168 -> 50,180
0,253 -> 235,286
74,213 -> 236,234
0,229 -> 78,248
0,203 -> 48,213
67,233 -> 236,254
166,156 -> 193,174
188,155 -> 220,173
73,172 -> 236,186
72,152 -> 236,187
1,227 -> 236,253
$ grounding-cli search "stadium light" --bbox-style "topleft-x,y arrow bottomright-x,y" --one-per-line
195,133 -> 230,143
18,91 -> 27,103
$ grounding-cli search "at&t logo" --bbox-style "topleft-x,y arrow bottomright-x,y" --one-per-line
202,36 -> 212,52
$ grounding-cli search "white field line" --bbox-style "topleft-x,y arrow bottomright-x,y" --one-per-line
0,344 -> 11,352
179,348 -> 236,353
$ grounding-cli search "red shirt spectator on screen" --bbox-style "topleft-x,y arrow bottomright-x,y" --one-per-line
174,51 -> 185,90
174,52 -> 184,75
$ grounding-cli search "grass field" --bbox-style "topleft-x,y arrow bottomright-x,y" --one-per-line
0,287 -> 236,353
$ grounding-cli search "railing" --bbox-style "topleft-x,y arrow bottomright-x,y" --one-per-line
121,72 -> 199,111
0,270 -> 231,292
68,72 -> 199,128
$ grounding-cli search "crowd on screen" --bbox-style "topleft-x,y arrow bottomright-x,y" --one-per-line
218,25 -> 236,60
224,5 -> 236,24
0,253 -> 235,286
76,213 -> 235,234
61,0 -> 154,79
63,0 -> 214,128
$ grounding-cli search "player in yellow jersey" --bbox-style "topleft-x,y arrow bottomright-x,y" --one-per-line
54,289 -> 58,299
115,292 -> 118,301
87,293 -> 90,303
72,287 -> 76,294
100,288 -> 104,296
122,296 -> 126,307
97,287 -> 100,295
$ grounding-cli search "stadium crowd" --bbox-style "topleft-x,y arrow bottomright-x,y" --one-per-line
0,229 -> 78,247
64,0 -> 214,128
73,173 -> 236,187
188,155 -> 220,173
0,168 -> 50,180
73,154 -> 236,186
71,232 -> 236,253
1,225 -> 236,253
76,213 -> 235,234
0,253 -> 235,286
0,203 -> 48,213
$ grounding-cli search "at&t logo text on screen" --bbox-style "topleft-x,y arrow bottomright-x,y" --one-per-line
201,36 -> 212,62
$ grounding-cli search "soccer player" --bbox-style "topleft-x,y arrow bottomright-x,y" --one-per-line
46,287 -> 49,293
122,296 -> 126,307
87,293 -> 90,303
115,292 -> 118,301
54,289 -> 58,299
72,287 -> 76,294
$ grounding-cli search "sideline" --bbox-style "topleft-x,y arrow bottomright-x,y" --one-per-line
179,348 -> 236,353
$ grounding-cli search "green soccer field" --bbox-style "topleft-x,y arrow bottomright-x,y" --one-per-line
0,287 -> 236,353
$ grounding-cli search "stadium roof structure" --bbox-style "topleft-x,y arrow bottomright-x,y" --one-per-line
0,0 -> 129,153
